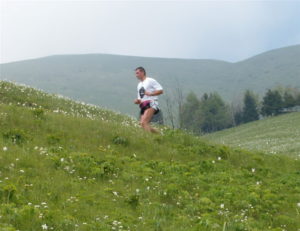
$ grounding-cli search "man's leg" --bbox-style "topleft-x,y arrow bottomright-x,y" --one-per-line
140,108 -> 159,133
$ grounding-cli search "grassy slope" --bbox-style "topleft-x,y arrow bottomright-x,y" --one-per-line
204,112 -> 300,158
1,45 -> 300,116
0,81 -> 299,231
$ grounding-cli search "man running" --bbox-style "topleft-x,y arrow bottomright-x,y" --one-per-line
134,67 -> 163,133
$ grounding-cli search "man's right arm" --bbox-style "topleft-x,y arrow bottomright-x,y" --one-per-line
134,85 -> 141,104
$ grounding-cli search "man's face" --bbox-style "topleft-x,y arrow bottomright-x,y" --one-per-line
135,69 -> 144,80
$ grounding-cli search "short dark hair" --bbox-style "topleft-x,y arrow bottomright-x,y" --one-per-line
135,66 -> 146,75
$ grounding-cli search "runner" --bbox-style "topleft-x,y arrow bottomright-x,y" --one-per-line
134,67 -> 163,133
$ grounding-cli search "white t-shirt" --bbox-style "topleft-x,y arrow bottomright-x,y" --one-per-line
137,77 -> 163,102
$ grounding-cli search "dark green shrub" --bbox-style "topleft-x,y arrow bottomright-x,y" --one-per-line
112,136 -> 129,146
125,194 -> 139,209
3,129 -> 28,145
0,184 -> 17,203
47,134 -> 61,145
32,108 -> 45,119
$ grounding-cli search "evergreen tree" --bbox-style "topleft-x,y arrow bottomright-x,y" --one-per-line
234,108 -> 244,126
297,94 -> 300,105
200,93 -> 233,133
181,92 -> 234,133
180,92 -> 202,133
242,90 -> 259,123
261,89 -> 283,116
283,91 -> 296,108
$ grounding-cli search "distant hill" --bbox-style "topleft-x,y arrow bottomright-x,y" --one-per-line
1,45 -> 300,117
204,112 -> 300,157
1,80 -> 299,230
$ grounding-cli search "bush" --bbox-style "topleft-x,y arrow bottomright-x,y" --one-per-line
0,184 -> 17,203
112,136 -> 129,146
47,134 -> 61,145
32,108 -> 45,119
3,129 -> 28,145
125,194 -> 140,209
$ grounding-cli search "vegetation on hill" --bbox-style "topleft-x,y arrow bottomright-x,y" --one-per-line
0,81 -> 299,230
204,111 -> 300,158
179,87 -> 300,134
180,92 -> 233,133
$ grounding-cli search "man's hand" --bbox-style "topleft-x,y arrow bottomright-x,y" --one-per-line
134,99 -> 141,104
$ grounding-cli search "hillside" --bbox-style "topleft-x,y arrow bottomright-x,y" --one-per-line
204,112 -> 300,158
1,45 -> 300,117
0,81 -> 300,231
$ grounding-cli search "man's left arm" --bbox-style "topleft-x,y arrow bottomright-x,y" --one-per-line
147,89 -> 163,96
145,79 -> 163,96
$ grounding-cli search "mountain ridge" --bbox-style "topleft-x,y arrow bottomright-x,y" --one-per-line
1,44 -> 299,116
2,44 -> 300,65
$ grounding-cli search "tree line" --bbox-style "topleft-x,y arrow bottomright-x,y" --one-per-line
165,87 -> 300,134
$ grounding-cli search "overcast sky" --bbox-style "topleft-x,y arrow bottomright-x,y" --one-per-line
1,0 -> 300,64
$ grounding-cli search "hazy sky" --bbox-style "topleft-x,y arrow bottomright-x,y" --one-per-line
1,0 -> 300,64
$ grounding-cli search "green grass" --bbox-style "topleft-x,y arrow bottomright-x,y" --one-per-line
0,81 -> 300,231
204,112 -> 300,158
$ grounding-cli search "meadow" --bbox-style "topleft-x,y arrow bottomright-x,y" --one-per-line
204,112 -> 300,158
0,81 -> 299,231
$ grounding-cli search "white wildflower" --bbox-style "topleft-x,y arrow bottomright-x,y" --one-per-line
112,191 -> 118,196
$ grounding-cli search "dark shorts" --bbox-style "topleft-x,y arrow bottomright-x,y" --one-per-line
139,100 -> 159,115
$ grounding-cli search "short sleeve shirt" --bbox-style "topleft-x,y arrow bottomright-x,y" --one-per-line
137,77 -> 163,102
